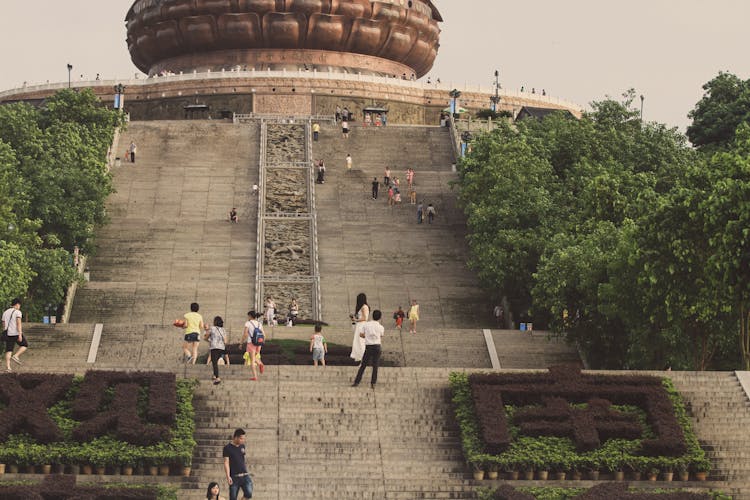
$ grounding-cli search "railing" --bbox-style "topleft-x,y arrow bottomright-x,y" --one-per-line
1,70 -> 583,113
307,120 -> 322,322
447,115 -> 461,162
235,113 -> 334,124
254,120 -> 267,312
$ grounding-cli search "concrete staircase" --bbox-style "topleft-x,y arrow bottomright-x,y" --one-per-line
71,121 -> 260,334
492,329 -> 581,369
184,366 -> 475,500
315,124 -> 456,171
312,124 -> 489,331
668,371 -> 750,499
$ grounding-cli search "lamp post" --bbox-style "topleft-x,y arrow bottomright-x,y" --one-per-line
448,89 -> 461,118
67,64 -> 73,88
640,94 -> 644,122
113,83 -> 125,109
491,69 -> 501,112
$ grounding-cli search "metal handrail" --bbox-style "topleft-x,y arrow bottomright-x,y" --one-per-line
254,120 -> 267,312
306,119 -> 322,322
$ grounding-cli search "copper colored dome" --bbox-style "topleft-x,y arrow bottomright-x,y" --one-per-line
125,0 -> 442,78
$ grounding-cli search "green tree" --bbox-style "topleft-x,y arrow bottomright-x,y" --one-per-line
0,241 -> 34,307
687,72 -> 750,151
701,124 -> 750,369
457,92 -> 741,369
0,88 -> 121,319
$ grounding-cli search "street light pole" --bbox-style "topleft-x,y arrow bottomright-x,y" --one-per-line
640,94 -> 644,122
491,69 -> 500,112
67,63 -> 73,88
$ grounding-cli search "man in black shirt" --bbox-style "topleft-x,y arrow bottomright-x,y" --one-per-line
223,428 -> 253,499
372,177 -> 379,200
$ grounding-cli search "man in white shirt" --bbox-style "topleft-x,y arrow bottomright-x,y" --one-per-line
2,298 -> 26,372
352,309 -> 385,388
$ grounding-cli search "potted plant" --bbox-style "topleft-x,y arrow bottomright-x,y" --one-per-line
471,461 -> 485,481
584,458 -> 600,481
676,461 -> 689,482
624,456 -> 645,481
647,467 -> 659,481
504,461 -> 519,480
520,459 -> 535,481
693,460 -> 710,481
178,451 -> 193,477
662,461 -> 674,482
486,461 -> 499,480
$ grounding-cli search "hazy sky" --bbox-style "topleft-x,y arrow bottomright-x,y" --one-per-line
1,0 -> 749,130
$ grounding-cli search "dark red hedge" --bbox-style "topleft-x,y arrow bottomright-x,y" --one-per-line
0,373 -> 73,442
0,475 -> 159,499
71,371 -> 176,426
72,382 -> 171,445
576,483 -> 710,500
468,365 -> 687,456
490,485 -> 535,500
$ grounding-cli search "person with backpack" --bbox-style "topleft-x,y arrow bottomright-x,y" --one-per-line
204,316 -> 228,385
241,311 -> 265,381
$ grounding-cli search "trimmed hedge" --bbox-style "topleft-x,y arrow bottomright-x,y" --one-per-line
0,475 -> 177,499
0,371 -> 196,470
481,484 -> 719,500
451,365 -> 709,474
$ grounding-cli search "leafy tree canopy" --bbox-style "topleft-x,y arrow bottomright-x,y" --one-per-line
0,88 -> 122,319
687,71 -> 750,151
458,87 -> 747,370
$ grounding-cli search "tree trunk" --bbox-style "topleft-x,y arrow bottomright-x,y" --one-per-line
741,303 -> 750,370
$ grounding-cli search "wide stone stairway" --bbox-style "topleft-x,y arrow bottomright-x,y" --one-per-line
312,123 -> 489,331
70,120 -> 261,338
13,118 -> 750,499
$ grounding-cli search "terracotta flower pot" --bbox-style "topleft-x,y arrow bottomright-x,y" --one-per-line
589,470 -> 600,480
42,465 -> 52,475
181,466 -> 191,477
26,465 -> 36,474
663,471 -> 673,482
487,471 -> 498,480
572,471 -> 582,480
523,470 -> 534,480
678,471 -> 689,481
8,465 -> 19,474
614,471 -> 625,481
148,465 -> 158,476
122,466 -> 133,476
472,470 -> 485,481
159,465 -> 170,476
507,471 -> 519,480
695,471 -> 707,481
648,473 -> 658,481
68,465 -> 80,475
81,465 -> 92,475
0,464 -> 5,475
96,466 -> 106,475
555,472 -> 566,480
537,470 -> 549,480
632,471 -> 642,480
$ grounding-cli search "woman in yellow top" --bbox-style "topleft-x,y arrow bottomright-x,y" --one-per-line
183,302 -> 204,364
408,299 -> 419,334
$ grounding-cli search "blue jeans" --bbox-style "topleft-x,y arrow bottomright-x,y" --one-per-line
229,474 -> 253,500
